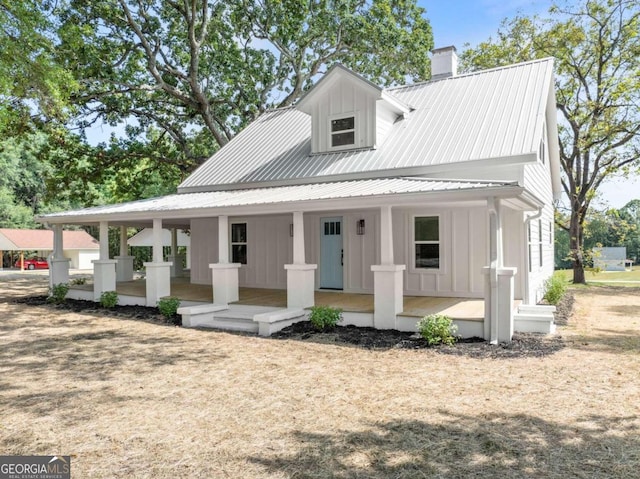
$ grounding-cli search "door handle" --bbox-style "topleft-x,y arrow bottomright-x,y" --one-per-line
341,249 -> 343,266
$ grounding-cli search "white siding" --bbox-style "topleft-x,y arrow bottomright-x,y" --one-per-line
304,210 -> 378,293
396,206 -> 488,298
375,102 -> 401,147
523,149 -> 555,303
190,215 -> 292,288
190,218 -> 218,284
311,76 -> 377,153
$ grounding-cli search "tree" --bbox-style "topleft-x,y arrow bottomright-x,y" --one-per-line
0,1 -> 75,136
460,0 -> 640,283
57,0 -> 433,176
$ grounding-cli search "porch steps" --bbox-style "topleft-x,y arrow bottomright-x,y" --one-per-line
178,304 -> 302,335
513,304 -> 556,334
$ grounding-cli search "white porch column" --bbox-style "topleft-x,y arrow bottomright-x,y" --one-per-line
92,221 -> 117,300
115,226 -> 135,282
210,215 -> 240,305
284,211 -> 317,309
144,218 -> 172,306
167,228 -> 185,278
49,224 -> 70,287
371,205 -> 405,329
483,197 -> 516,343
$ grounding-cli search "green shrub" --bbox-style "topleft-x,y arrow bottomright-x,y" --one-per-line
100,291 -> 119,308
70,277 -> 87,285
543,273 -> 567,305
417,314 -> 458,346
309,305 -> 343,331
48,283 -> 69,304
158,297 -> 181,324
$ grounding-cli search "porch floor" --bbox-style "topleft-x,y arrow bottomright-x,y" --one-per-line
73,276 -> 484,320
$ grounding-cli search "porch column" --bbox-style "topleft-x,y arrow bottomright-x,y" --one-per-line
144,218 -> 172,306
285,211 -> 317,309
49,224 -> 70,287
371,205 -> 405,329
210,215 -> 240,305
483,198 -> 516,343
115,226 -> 135,282
92,221 -> 117,300
167,228 -> 185,278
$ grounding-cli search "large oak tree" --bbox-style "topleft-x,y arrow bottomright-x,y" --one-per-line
461,0 -> 640,283
57,0 -> 434,179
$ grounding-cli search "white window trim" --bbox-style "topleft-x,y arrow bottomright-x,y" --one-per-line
230,222 -> 247,265
410,214 -> 443,274
328,111 -> 359,151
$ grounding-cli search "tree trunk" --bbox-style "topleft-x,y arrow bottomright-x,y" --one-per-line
569,208 -> 586,284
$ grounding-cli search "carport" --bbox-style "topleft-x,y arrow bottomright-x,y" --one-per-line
0,228 -> 100,270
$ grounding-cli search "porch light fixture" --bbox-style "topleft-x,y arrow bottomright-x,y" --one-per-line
357,219 -> 365,235
289,223 -> 294,237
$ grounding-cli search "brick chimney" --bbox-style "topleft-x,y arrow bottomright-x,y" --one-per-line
431,46 -> 458,80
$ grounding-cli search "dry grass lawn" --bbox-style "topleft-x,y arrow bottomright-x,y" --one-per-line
1,275 -> 639,478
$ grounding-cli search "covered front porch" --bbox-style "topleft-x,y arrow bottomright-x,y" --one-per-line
67,274 -> 486,337
40,177 -> 557,342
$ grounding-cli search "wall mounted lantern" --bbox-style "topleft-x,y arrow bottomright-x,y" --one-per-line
357,219 -> 365,235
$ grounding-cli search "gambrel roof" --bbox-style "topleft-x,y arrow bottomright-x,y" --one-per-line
179,58 -> 557,194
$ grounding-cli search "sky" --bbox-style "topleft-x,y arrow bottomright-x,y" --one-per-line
85,0 -> 638,209
420,0 -> 638,209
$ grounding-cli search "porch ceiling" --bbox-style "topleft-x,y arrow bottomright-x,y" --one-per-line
38,177 -> 539,226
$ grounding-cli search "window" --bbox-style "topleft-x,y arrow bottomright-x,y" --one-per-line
528,224 -> 532,272
331,116 -> 355,148
323,220 -> 341,236
539,123 -> 547,164
414,216 -> 439,269
231,223 -> 247,264
538,219 -> 543,267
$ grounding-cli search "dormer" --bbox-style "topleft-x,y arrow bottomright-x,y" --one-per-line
296,64 -> 411,154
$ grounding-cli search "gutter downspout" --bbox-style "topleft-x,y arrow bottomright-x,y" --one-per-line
523,208 -> 543,305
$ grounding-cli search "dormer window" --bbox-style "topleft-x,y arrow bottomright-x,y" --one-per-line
330,115 -> 356,148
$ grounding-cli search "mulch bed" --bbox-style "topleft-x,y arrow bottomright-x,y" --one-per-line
13,292 -> 574,359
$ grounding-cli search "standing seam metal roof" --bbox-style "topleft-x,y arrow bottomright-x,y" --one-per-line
42,178 -> 516,220
179,58 -> 554,192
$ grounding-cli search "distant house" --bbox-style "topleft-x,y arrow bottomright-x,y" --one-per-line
593,247 -> 630,271
0,228 -> 99,269
38,47 -> 561,342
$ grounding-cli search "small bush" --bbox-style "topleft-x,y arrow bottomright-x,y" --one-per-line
158,297 -> 181,324
48,283 -> 69,304
100,291 -> 119,308
417,314 -> 458,346
70,277 -> 87,285
543,274 -> 567,305
309,305 -> 343,331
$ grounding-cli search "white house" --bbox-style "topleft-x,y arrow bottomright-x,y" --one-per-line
38,47 -> 560,342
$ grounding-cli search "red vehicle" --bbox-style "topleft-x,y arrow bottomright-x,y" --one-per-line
14,257 -> 49,270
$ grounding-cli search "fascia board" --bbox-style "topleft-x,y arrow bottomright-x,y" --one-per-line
37,185 -> 533,226
296,64 -> 381,114
379,91 -> 412,114
176,153 -> 538,194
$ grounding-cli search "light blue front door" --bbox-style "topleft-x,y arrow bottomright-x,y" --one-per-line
320,217 -> 343,290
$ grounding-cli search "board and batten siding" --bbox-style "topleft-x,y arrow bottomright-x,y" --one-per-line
189,215 -> 292,288
310,76 -> 377,153
523,154 -> 555,303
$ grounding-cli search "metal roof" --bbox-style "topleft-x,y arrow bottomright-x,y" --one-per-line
179,58 -> 554,193
40,177 -> 519,223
